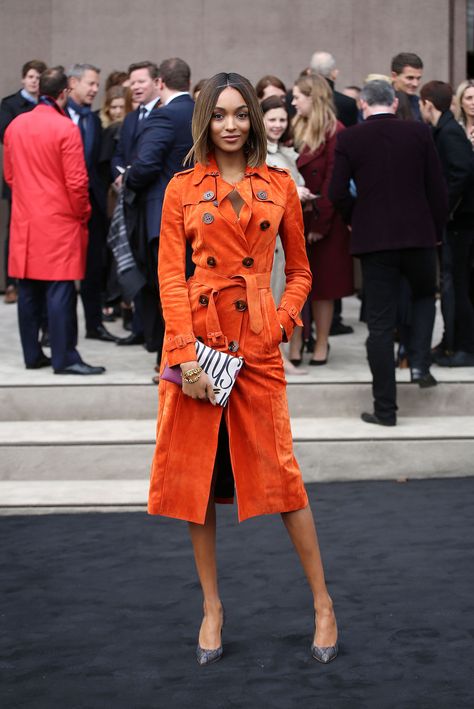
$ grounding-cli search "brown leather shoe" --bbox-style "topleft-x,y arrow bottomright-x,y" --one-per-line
4,285 -> 17,304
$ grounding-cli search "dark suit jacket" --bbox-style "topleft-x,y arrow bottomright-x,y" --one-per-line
432,110 -> 474,229
126,94 -> 194,241
329,113 -> 448,255
1,90 -> 36,198
111,101 -> 160,180
327,80 -> 358,128
65,102 -> 107,215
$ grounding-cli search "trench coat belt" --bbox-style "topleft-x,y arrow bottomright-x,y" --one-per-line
193,265 -> 271,339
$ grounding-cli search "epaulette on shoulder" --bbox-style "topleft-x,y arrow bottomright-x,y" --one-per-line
268,165 -> 290,176
175,167 -> 195,178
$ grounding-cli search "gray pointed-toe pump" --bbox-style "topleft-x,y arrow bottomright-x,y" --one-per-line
196,605 -> 225,666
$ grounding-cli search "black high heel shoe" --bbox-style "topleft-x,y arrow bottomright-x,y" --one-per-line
196,605 -> 225,666
311,610 -> 338,664
289,341 -> 304,367
309,343 -> 330,366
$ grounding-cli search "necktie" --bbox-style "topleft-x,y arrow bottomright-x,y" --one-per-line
139,105 -> 147,121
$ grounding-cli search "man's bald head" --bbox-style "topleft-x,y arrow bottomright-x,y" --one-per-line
310,51 -> 338,81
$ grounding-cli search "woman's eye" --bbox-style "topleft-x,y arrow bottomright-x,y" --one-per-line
212,113 -> 223,120
237,112 -> 249,120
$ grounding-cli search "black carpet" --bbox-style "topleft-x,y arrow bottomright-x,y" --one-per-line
1,479 -> 474,709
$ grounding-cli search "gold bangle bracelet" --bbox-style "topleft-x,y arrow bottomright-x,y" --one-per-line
182,366 -> 203,384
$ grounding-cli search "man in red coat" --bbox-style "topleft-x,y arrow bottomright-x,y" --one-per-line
3,67 -> 105,375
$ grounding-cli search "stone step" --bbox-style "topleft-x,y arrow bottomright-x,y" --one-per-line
1,418 -> 473,505
1,378 -> 473,421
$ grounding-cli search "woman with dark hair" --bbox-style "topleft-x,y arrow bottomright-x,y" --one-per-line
149,72 -> 338,666
255,74 -> 287,102
293,73 -> 354,365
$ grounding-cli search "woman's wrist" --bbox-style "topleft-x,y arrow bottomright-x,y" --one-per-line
180,360 -> 199,372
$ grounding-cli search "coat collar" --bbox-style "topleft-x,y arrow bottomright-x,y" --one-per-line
192,154 -> 271,185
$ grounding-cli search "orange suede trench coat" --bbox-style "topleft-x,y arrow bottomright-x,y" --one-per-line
148,156 -> 312,524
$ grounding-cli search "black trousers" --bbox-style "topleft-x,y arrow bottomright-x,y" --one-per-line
447,229 -> 474,353
80,200 -> 108,332
360,248 -> 437,421
18,280 -> 82,371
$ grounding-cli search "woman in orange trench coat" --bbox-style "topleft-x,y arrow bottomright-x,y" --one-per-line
148,73 -> 338,665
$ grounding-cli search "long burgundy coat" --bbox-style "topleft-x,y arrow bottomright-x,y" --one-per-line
297,123 -> 353,300
4,103 -> 91,281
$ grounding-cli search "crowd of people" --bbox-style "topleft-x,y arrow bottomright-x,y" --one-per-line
1,50 -> 474,421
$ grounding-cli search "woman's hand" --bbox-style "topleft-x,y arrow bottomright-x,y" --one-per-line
297,185 -> 317,203
307,232 -> 325,243
180,361 -> 217,405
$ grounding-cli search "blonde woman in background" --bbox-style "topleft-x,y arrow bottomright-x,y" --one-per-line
455,79 -> 474,146
292,73 -> 353,365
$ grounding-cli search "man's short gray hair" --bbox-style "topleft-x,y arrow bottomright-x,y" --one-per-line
360,80 -> 395,106
310,51 -> 336,78
67,63 -> 100,79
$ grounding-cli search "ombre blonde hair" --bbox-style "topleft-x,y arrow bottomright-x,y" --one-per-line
292,73 -> 337,153
185,72 -> 267,167
455,79 -> 474,125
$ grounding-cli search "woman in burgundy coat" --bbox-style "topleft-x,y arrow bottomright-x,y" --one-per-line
292,73 -> 353,364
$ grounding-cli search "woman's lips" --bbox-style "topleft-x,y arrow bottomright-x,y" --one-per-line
222,135 -> 240,142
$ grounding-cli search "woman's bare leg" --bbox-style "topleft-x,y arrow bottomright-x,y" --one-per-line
281,505 -> 338,646
188,499 -> 224,649
312,299 -> 334,361
288,324 -> 304,361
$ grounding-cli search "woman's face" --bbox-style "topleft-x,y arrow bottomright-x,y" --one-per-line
209,87 -> 251,155
263,107 -> 288,143
292,85 -> 312,118
260,84 -> 286,102
108,98 -> 125,122
462,87 -> 474,119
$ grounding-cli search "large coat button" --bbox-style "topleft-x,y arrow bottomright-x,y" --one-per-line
260,220 -> 270,230
228,341 -> 239,352
207,256 -> 217,267
257,190 -> 268,200
202,212 -> 214,224
235,300 -> 247,311
199,295 -> 209,305
203,190 -> 215,201
242,257 -> 254,267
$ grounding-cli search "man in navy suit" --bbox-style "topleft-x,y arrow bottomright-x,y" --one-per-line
111,61 -> 160,346
330,80 -> 448,426
66,63 -> 117,342
111,61 -> 160,189
126,57 -> 194,367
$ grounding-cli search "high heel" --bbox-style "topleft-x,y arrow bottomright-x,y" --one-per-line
311,610 -> 338,664
289,341 -> 304,367
309,343 -> 330,366
196,605 -> 225,666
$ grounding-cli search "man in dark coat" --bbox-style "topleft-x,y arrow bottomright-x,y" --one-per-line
126,57 -> 194,370
329,80 -> 448,426
309,51 -> 358,128
111,60 -> 161,346
66,63 -> 117,342
420,80 -> 474,367
391,52 -> 423,121
0,59 -> 47,303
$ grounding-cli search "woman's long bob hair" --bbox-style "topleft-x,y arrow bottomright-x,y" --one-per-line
185,72 -> 267,167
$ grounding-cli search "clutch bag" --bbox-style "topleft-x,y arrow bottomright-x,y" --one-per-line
161,340 -> 244,407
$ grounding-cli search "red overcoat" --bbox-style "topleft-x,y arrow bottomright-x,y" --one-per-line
148,157 -> 312,524
3,104 -> 91,280
297,123 -> 353,300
